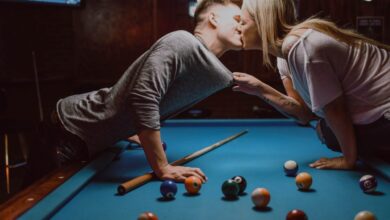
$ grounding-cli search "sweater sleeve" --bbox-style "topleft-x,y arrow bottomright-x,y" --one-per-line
277,58 -> 290,80
128,41 -> 177,131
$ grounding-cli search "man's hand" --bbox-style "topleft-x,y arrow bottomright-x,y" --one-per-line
156,164 -> 207,183
233,72 -> 262,97
310,156 -> 355,170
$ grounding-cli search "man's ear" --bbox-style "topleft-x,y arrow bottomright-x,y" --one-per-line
207,12 -> 218,28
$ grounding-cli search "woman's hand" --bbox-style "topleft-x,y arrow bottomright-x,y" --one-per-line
233,72 -> 262,97
310,156 -> 355,170
156,164 -> 207,183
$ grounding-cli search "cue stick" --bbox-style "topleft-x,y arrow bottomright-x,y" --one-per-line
117,130 -> 248,195
5,134 -> 10,194
32,51 -> 44,122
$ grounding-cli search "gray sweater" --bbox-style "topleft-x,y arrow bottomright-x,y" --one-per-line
57,31 -> 233,155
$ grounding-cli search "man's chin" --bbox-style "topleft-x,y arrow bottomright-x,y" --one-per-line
232,42 -> 244,51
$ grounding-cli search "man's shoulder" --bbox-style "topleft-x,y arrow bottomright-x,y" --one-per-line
156,30 -> 201,48
157,30 -> 193,42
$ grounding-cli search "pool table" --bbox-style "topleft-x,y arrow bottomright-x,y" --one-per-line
2,119 -> 390,219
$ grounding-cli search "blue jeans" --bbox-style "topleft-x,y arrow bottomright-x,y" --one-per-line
317,112 -> 390,161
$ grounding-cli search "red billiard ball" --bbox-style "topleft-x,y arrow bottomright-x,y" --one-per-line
359,175 -> 377,193
160,180 -> 177,199
185,176 -> 202,194
286,209 -> 308,220
138,212 -> 158,220
230,175 -> 247,194
251,188 -> 270,208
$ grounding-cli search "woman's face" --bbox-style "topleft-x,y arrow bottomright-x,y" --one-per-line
239,8 -> 261,50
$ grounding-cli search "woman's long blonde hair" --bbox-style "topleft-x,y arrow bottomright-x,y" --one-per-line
242,0 -> 390,68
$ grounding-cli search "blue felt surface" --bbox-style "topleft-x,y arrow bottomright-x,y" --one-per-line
22,120 -> 390,220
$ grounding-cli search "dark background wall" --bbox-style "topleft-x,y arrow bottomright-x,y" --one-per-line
0,0 -> 389,123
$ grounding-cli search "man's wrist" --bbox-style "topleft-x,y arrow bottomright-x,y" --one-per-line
154,163 -> 169,177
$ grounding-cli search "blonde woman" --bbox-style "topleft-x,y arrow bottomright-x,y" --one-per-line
233,0 -> 390,169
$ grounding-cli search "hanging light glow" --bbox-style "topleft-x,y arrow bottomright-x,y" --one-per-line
188,0 -> 198,17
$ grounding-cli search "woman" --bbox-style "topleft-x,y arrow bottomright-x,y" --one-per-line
233,0 -> 390,169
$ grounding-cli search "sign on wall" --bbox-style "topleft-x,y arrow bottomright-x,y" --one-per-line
356,16 -> 385,42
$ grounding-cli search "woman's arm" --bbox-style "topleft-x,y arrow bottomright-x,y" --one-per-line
281,76 -> 315,124
310,95 -> 357,169
233,72 -> 313,124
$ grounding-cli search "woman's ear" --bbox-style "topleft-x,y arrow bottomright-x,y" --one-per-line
208,12 -> 218,28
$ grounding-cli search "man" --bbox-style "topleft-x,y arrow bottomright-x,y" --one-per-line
38,0 -> 242,183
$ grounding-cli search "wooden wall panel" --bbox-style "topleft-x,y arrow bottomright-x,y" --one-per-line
72,0 -> 154,83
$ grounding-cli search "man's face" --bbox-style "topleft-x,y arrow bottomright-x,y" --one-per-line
239,8 -> 261,50
214,4 -> 243,50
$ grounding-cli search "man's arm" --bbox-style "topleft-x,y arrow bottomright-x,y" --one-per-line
310,95 -> 357,169
128,33 -> 211,183
233,72 -> 313,124
138,128 -> 207,182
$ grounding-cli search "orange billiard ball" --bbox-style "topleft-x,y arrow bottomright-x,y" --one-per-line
137,212 -> 158,220
251,188 -> 270,208
184,176 -> 202,194
295,172 -> 312,190
354,211 -> 377,220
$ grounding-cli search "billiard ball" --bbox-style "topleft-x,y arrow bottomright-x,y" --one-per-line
286,209 -> 308,220
251,188 -> 270,208
221,179 -> 239,198
162,141 -> 167,151
160,180 -> 177,199
295,172 -> 312,190
284,160 -> 298,176
185,176 -> 202,194
230,175 -> 247,194
359,175 -> 377,193
354,210 -> 377,220
137,212 -> 158,220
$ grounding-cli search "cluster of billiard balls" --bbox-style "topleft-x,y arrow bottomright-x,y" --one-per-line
284,160 -> 313,191
221,176 -> 247,198
284,160 -> 379,220
138,159 -> 379,220
159,175 -> 203,199
221,175 -> 309,220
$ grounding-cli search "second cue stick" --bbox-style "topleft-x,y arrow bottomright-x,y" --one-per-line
117,130 -> 248,195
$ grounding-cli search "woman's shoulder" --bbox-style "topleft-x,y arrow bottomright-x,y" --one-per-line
282,29 -> 311,58
287,29 -> 348,61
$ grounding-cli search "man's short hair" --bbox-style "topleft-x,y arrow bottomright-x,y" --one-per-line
194,0 -> 240,25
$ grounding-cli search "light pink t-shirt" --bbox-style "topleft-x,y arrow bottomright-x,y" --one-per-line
277,29 -> 390,125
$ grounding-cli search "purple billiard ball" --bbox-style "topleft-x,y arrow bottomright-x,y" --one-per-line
359,175 -> 378,193
162,141 -> 167,151
284,160 -> 298,176
160,180 -> 177,199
